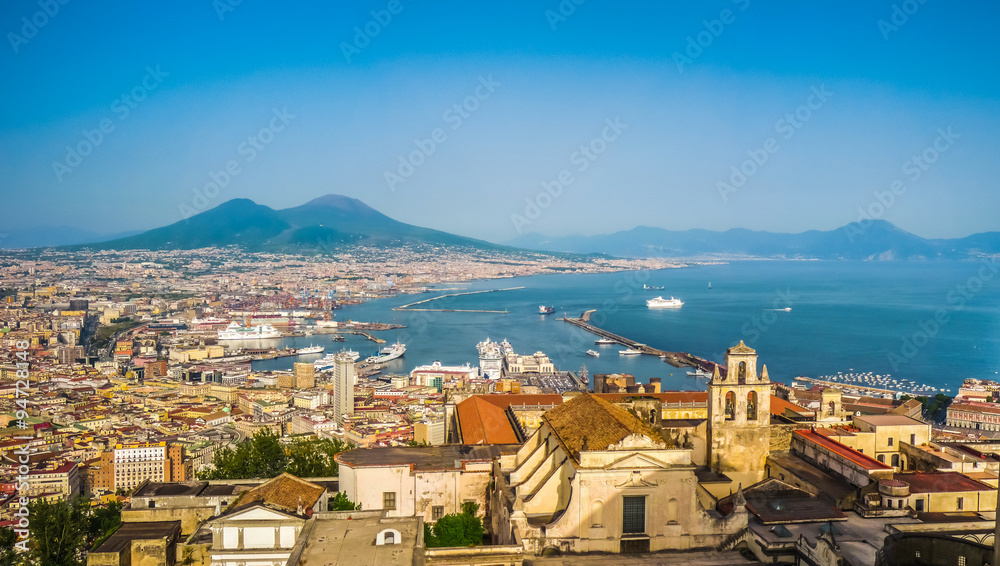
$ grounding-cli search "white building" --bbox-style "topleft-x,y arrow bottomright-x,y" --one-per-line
332,352 -> 355,423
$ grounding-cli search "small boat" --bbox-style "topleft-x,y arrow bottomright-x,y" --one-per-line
539,305 -> 556,314
619,348 -> 642,356
687,368 -> 711,378
594,338 -> 616,345
708,282 -> 712,289
643,284 -> 664,290
586,349 -> 600,357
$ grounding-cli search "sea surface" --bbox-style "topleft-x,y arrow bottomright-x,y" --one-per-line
251,260 -> 1000,393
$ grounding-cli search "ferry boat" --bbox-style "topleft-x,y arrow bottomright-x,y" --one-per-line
217,322 -> 281,340
594,338 -> 616,345
191,316 -> 230,326
586,349 -> 600,357
687,368 -> 711,378
643,284 -> 664,290
296,345 -> 325,355
369,342 -> 406,364
619,348 -> 642,356
646,296 -> 684,308
313,349 -> 360,370
539,305 -> 556,314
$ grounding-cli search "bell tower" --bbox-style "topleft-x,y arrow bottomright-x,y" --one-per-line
707,341 -> 772,485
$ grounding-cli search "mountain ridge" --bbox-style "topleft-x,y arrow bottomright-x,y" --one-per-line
505,220 -> 1000,260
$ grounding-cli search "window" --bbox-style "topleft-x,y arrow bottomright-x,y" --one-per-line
957,497 -> 964,510
915,499 -> 924,511
432,506 -> 444,520
877,454 -> 885,463
385,531 -> 395,544
891,454 -> 900,467
910,434 -> 916,445
724,391 -> 736,421
383,492 -> 396,510
959,556 -> 966,566
888,437 -> 894,447
622,496 -> 645,534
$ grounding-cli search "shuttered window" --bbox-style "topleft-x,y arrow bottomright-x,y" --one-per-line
622,496 -> 645,534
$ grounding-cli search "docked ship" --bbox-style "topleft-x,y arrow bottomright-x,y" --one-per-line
296,345 -> 325,355
594,338 -> 616,345
619,348 -> 642,355
368,342 -> 406,364
217,322 -> 281,340
313,349 -> 360,370
539,305 -> 556,314
191,316 -> 230,326
687,368 -> 712,378
646,296 -> 684,308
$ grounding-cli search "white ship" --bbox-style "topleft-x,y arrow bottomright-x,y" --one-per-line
619,348 -> 642,356
646,296 -> 684,308
687,368 -> 711,378
217,322 -> 281,340
586,349 -> 600,357
313,349 -> 360,370
594,338 -> 616,345
368,342 -> 406,364
296,345 -> 325,355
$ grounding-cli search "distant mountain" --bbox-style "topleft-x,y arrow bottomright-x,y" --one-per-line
506,221 -> 1000,260
0,226 -> 141,249
76,195 -> 502,252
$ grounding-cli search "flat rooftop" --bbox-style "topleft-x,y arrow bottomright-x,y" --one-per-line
133,482 -> 207,498
288,512 -> 418,566
93,521 -> 180,554
336,444 -> 518,471
896,472 -> 995,493
794,429 -> 892,471
854,414 -> 925,427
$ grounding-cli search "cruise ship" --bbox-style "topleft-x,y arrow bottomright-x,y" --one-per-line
368,342 -> 406,364
217,322 -> 281,340
646,296 -> 684,308
296,345 -> 325,355
191,316 -> 230,326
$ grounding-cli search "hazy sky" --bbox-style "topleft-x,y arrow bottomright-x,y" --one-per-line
1,1 -> 998,243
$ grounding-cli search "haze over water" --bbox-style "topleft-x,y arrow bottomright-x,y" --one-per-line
253,260 -> 1000,393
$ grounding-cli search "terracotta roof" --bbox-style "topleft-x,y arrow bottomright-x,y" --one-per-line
770,396 -> 813,416
455,397 -> 519,445
228,473 -> 325,516
794,429 -> 891,471
544,393 -> 664,459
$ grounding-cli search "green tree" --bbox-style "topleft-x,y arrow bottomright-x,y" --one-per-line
200,429 -> 289,480
86,501 -> 122,547
0,527 -> 21,566
424,502 -> 484,548
28,498 -> 88,566
328,492 -> 361,511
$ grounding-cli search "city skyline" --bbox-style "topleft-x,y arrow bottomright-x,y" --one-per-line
2,1 -> 998,244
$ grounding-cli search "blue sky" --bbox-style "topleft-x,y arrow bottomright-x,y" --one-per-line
1,1 -> 998,243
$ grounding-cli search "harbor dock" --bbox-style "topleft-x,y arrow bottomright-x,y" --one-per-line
562,310 -> 718,372
392,286 -> 524,313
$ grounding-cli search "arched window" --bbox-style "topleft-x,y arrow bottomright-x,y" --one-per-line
591,500 -> 604,527
828,401 -> 836,416
724,391 -> 736,421
376,529 -> 401,545
877,454 -> 885,463
666,498 -> 678,525
747,391 -> 758,421
649,410 -> 656,424
738,361 -> 747,384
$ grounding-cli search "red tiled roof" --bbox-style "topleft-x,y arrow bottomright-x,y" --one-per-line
771,396 -> 813,416
456,397 -> 519,445
794,429 -> 892,471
